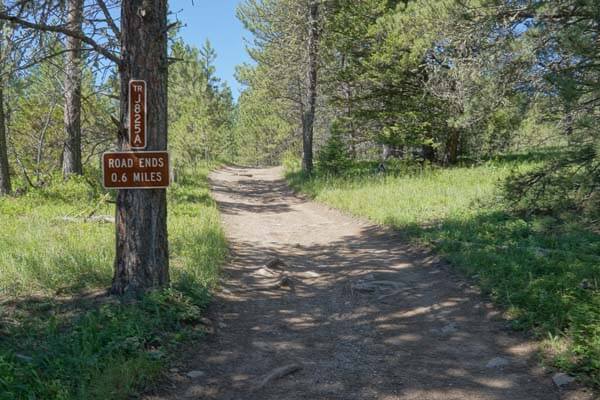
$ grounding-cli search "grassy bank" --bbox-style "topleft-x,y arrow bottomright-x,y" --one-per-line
286,154 -> 600,386
0,165 -> 227,399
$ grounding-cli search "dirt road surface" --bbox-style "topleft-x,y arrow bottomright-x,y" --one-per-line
147,166 -> 569,400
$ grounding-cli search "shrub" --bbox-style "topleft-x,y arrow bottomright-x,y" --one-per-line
317,121 -> 351,175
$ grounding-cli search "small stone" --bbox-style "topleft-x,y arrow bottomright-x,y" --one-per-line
552,372 -> 575,387
169,368 -> 179,373
186,370 -> 205,379
440,322 -> 458,334
486,357 -> 510,369
218,322 -> 227,329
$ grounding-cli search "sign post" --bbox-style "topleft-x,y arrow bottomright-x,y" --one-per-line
102,79 -> 170,190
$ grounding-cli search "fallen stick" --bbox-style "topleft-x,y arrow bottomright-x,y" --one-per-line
253,364 -> 302,391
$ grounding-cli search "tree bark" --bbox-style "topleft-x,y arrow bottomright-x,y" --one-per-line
0,11 -> 10,196
62,0 -> 83,177
445,128 -> 460,165
301,0 -> 319,174
0,85 -> 10,195
111,0 -> 169,295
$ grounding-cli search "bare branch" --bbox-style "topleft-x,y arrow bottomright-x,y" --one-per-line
0,11 -> 120,64
96,0 -> 120,39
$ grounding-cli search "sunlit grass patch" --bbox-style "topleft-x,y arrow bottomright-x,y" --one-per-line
0,163 -> 227,399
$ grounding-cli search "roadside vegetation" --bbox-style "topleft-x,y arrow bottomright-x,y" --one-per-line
0,164 -> 227,399
285,152 -> 600,387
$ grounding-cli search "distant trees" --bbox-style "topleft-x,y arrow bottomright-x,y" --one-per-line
236,0 -> 328,172
234,0 -> 599,216
169,39 -> 235,174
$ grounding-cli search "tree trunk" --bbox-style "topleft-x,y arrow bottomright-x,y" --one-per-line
342,82 -> 357,159
0,85 -> 10,195
62,0 -> 83,177
0,11 -> 10,196
445,128 -> 460,165
111,0 -> 169,295
301,0 -> 319,174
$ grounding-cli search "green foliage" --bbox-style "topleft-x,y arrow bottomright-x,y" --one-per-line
317,122 -> 351,175
0,288 -> 206,400
0,165 -> 227,399
7,50 -> 116,189
504,145 -> 600,220
287,152 -> 600,386
233,82 -> 295,165
169,39 -> 235,172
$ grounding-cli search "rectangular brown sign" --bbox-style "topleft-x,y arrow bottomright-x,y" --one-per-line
129,80 -> 146,149
103,151 -> 169,189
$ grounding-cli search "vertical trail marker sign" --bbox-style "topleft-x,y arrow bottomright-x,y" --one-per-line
129,79 -> 146,149
102,79 -> 170,190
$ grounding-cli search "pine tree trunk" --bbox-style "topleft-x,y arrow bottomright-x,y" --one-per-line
0,12 -> 10,196
0,85 -> 10,195
111,0 -> 169,295
301,0 -> 319,174
62,0 -> 83,177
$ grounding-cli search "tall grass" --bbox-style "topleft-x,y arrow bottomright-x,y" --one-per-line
0,164 -> 228,399
287,155 -> 600,387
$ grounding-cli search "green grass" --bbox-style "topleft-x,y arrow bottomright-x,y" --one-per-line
286,154 -> 600,387
0,164 -> 228,399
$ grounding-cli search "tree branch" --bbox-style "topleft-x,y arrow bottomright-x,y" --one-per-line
0,11 -> 120,65
96,0 -> 120,39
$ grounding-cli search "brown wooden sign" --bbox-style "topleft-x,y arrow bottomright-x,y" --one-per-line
103,151 -> 169,189
129,80 -> 146,149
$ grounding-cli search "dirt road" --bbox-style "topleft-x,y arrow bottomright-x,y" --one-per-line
148,166 -> 563,400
